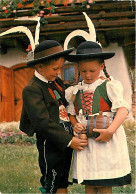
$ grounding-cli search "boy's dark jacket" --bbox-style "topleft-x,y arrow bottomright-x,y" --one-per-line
20,76 -> 72,152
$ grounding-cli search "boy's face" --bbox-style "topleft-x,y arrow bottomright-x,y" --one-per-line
37,58 -> 65,81
79,60 -> 104,84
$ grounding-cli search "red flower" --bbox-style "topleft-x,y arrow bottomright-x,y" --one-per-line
28,44 -> 32,50
48,7 -> 51,11
26,44 -> 32,52
22,0 -> 27,2
48,12 -> 52,16
4,9 -> 8,13
64,3 -> 68,6
47,0 -> 51,3
18,3 -> 23,8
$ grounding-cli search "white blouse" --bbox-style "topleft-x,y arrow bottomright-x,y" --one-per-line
65,77 -> 131,124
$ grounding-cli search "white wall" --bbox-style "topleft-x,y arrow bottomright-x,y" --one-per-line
101,43 -> 133,119
0,48 -> 26,67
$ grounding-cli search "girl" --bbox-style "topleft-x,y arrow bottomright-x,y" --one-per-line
65,41 -> 131,194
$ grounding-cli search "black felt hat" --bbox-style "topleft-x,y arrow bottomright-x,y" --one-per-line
27,40 -> 73,66
66,41 -> 115,62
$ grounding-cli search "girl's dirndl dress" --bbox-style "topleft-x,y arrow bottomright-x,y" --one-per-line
65,77 -> 131,186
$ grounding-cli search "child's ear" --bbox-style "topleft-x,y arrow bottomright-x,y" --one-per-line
35,63 -> 43,73
38,63 -> 43,69
38,63 -> 43,70
100,63 -> 104,70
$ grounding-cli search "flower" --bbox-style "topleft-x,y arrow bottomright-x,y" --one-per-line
0,0 -> 89,24
69,0 -> 73,3
47,0 -> 51,3
28,44 -> 32,50
2,6 -> 7,10
41,1 -> 44,5
18,3 -> 23,8
88,0 -> 93,3
4,9 -> 8,13
48,7 -> 51,11
40,10 -> 44,14
86,5 -> 90,9
26,44 -> 32,52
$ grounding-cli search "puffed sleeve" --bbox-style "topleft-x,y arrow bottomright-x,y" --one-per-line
107,77 -> 131,112
65,86 -> 77,115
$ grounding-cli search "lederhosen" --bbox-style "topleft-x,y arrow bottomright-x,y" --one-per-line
36,80 -> 73,193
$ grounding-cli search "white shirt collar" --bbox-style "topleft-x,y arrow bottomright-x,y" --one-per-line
34,70 -> 48,83
81,78 -> 103,86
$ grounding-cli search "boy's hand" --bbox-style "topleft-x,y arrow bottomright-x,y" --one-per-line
93,128 -> 113,143
70,137 -> 88,151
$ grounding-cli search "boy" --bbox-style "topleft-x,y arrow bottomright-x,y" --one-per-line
20,40 -> 88,193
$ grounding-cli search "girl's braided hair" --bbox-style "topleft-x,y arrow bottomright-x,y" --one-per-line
103,63 -> 110,79
97,58 -> 110,79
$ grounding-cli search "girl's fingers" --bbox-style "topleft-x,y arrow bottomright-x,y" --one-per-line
74,128 -> 82,133
74,131 -> 79,137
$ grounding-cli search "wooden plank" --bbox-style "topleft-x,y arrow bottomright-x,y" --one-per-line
0,11 -> 134,28
40,26 -> 135,35
0,26 -> 134,41
44,11 -> 135,22
13,65 -> 35,121
0,20 -> 36,27
37,19 -> 135,32
0,18 -> 134,34
54,1 -> 134,13
0,66 -> 14,122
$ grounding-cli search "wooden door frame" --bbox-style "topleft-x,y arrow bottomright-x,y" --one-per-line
0,65 -> 14,122
12,63 -> 35,121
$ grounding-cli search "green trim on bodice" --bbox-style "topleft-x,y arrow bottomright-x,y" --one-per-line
74,80 -> 112,115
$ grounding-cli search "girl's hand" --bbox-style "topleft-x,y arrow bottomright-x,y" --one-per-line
93,128 -> 113,143
74,122 -> 86,133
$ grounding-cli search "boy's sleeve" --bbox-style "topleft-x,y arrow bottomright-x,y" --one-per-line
21,85 -> 72,151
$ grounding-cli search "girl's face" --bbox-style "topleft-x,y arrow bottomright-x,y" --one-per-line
37,58 -> 65,81
79,60 -> 104,84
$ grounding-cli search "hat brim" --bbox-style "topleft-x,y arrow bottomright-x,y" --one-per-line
27,48 -> 73,66
66,52 -> 115,62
